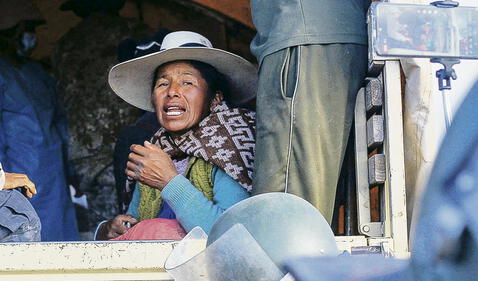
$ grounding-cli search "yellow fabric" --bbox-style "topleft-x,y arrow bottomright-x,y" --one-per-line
137,182 -> 162,222
186,157 -> 214,201
137,157 -> 214,221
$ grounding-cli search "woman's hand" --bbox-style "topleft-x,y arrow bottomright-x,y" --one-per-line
4,173 -> 37,198
96,214 -> 138,240
126,141 -> 178,190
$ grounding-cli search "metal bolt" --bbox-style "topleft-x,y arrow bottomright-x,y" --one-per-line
362,225 -> 370,232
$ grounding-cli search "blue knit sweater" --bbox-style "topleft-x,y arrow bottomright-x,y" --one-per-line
127,167 -> 250,233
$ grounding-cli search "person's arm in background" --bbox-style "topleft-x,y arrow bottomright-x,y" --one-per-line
0,77 -> 36,198
0,161 -> 41,242
0,162 -> 36,198
0,76 -> 6,165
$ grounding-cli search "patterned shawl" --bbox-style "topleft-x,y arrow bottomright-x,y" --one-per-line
151,102 -> 255,191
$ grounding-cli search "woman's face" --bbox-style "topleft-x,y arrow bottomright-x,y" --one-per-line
152,61 -> 211,135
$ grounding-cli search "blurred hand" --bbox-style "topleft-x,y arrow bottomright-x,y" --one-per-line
4,173 -> 36,198
97,214 -> 138,240
126,141 -> 178,190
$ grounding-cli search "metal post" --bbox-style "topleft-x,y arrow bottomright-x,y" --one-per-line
382,60 -> 409,256
441,89 -> 453,129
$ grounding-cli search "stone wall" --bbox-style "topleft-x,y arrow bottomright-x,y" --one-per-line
52,14 -> 151,232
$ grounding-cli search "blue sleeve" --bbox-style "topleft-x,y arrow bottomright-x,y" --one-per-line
126,183 -> 140,218
0,76 -> 5,163
161,167 -> 250,233
54,96 -> 70,168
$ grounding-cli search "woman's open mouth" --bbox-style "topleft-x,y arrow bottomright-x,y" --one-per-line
164,105 -> 186,116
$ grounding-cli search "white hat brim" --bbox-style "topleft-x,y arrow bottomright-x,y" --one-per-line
109,47 -> 257,111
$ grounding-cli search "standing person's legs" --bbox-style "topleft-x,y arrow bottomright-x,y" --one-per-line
253,44 -> 367,223
253,47 -> 295,198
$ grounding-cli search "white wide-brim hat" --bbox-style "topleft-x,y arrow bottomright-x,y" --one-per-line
109,31 -> 257,111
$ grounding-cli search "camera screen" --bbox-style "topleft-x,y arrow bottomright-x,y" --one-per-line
371,3 -> 478,59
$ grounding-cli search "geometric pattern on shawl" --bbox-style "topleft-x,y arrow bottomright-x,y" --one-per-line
151,102 -> 255,192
